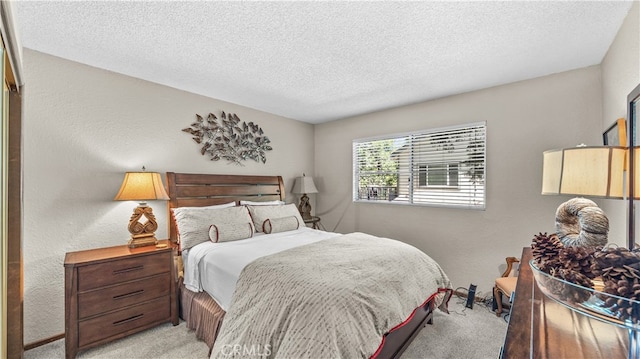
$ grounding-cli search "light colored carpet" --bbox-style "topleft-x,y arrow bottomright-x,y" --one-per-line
402,299 -> 508,359
25,300 -> 507,358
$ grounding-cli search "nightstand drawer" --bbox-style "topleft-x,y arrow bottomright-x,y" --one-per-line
78,296 -> 170,347
77,273 -> 170,319
77,252 -> 170,291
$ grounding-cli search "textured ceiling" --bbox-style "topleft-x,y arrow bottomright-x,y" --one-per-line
12,1 -> 633,124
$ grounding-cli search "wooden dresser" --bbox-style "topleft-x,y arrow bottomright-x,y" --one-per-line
64,240 -> 178,358
501,247 -> 628,358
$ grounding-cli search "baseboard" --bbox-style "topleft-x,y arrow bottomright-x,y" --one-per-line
24,333 -> 64,351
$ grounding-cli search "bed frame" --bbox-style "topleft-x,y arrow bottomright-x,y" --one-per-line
165,172 -> 437,359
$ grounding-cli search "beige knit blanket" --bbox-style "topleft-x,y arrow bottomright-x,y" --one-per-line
210,232 -> 452,359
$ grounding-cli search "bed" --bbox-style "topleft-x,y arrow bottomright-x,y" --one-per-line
165,172 -> 452,358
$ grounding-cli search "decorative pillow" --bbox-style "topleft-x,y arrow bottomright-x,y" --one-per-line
240,200 -> 285,206
263,216 -> 300,234
247,203 -> 304,232
209,222 -> 254,243
172,205 -> 253,250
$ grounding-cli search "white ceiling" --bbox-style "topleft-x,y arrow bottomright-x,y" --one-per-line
11,1 -> 634,124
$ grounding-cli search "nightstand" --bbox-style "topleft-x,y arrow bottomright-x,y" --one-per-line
64,240 -> 178,358
304,216 -> 322,230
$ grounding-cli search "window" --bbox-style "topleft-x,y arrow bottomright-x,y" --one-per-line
419,163 -> 459,187
353,122 -> 486,209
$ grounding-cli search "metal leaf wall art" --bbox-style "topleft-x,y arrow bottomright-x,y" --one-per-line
182,112 -> 273,165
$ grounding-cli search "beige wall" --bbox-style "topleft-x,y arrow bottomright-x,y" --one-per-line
21,49 -> 314,343
600,1 -> 640,246
315,66 -> 603,298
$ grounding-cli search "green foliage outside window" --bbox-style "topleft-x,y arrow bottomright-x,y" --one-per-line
356,139 -> 400,188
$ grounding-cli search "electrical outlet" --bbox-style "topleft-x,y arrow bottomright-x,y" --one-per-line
466,284 -> 477,309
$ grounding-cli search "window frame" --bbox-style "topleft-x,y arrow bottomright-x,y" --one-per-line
353,121 -> 486,209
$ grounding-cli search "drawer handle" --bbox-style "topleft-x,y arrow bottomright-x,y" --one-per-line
113,314 -> 144,326
113,265 -> 144,275
113,289 -> 144,300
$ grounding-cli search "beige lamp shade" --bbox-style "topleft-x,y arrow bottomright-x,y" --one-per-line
114,171 -> 169,202
292,175 -> 318,194
542,146 -> 626,199
631,147 -> 640,197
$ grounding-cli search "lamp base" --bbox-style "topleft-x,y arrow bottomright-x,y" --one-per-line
128,235 -> 158,248
126,204 -> 160,248
298,193 -> 312,220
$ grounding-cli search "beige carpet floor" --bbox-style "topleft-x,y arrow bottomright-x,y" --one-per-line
25,300 -> 507,358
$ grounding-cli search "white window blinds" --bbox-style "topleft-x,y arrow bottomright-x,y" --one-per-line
353,122 -> 486,209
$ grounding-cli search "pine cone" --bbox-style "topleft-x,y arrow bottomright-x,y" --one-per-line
594,248 -> 640,323
558,246 -> 598,279
547,268 -> 593,303
592,247 -> 640,277
532,232 -> 563,273
601,276 -> 640,323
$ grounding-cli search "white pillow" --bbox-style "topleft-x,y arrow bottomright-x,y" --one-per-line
263,216 -> 300,234
247,204 -> 304,232
172,205 -> 253,249
209,222 -> 254,242
240,200 -> 285,206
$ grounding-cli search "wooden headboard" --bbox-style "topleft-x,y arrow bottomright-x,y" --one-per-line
165,172 -> 285,243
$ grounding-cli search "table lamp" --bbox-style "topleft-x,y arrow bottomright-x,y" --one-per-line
114,167 -> 169,248
292,174 -> 318,220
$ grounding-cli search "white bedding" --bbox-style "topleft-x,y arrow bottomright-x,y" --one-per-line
182,227 -> 340,310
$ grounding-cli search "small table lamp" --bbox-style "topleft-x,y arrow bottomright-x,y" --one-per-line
292,174 -> 318,220
114,168 -> 169,248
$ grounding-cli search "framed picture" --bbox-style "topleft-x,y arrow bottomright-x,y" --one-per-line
603,118 -> 627,146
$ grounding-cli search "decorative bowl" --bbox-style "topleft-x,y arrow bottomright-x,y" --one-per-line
530,259 -> 640,328
530,259 -> 640,358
